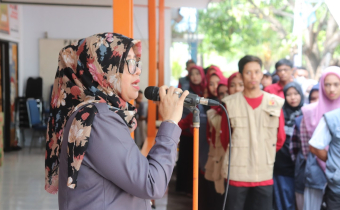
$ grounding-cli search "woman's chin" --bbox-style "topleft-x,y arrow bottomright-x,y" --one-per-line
129,93 -> 139,101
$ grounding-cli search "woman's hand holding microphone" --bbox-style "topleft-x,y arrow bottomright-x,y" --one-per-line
158,86 -> 189,125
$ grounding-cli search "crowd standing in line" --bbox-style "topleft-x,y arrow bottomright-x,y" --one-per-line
171,57 -> 340,210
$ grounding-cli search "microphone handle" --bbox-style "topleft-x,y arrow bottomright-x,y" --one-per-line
151,87 -> 219,106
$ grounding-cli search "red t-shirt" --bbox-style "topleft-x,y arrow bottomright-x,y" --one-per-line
264,83 -> 285,99
220,94 -> 285,187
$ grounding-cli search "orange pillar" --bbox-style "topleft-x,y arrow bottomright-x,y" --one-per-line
142,0 -> 157,156
157,0 -> 165,121
113,0 -> 133,37
158,0 -> 165,87
113,0 -> 134,139
193,127 -> 199,210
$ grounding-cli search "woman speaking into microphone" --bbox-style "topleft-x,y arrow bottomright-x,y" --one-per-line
45,33 -> 188,210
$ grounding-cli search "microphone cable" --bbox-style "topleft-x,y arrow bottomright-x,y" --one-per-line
219,103 -> 232,210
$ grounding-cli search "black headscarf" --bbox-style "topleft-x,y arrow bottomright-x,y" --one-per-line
283,82 -> 304,137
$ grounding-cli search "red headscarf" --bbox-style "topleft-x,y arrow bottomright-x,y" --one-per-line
227,72 -> 241,94
208,76 -> 229,148
217,73 -> 242,151
206,66 -> 225,98
219,73 -> 245,151
211,78 -> 228,118
188,65 -> 207,97
207,65 -> 220,76
217,77 -> 229,97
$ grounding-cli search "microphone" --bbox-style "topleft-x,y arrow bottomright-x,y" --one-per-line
144,86 -> 220,106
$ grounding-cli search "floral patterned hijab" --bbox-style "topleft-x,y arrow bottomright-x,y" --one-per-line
45,33 -> 141,194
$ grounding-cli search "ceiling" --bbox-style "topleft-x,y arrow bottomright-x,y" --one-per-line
0,0 -> 222,8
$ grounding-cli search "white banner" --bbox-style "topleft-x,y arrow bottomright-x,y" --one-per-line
325,0 -> 340,27
8,5 -> 19,38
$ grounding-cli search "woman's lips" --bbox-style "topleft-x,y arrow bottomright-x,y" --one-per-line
132,79 -> 140,90
132,85 -> 140,90
132,83 -> 140,90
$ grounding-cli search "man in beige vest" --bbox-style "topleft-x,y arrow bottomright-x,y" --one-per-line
221,55 -> 286,210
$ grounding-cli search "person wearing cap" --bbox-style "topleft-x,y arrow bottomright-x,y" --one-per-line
264,59 -> 294,98
261,70 -> 273,90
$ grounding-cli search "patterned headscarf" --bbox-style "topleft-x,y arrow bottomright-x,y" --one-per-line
45,33 -> 141,194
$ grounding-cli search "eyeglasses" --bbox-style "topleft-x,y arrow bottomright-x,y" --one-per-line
276,68 -> 291,73
125,59 -> 142,75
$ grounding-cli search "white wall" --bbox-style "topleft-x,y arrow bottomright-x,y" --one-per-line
21,4 -> 172,97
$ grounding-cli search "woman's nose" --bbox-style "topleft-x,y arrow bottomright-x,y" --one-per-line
135,66 -> 142,76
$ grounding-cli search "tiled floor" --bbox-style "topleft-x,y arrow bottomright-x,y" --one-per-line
166,169 -> 192,210
0,147 -> 191,210
0,148 -> 59,210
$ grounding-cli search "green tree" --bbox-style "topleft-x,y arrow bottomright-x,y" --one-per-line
198,0 -> 340,79
172,59 -> 184,80
198,0 -> 292,72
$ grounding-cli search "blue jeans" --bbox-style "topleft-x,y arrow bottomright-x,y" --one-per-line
274,175 -> 295,210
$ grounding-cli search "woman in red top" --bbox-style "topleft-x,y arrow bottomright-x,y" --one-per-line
178,65 -> 226,210
176,65 -> 206,195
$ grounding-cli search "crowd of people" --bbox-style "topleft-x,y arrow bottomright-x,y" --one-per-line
174,57 -> 340,210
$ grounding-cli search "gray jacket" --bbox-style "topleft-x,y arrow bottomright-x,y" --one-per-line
324,108 -> 340,194
58,103 -> 181,210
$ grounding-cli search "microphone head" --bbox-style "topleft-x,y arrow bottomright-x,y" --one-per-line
144,86 -> 160,101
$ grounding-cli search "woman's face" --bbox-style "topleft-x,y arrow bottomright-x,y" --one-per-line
190,69 -> 202,85
218,85 -> 228,101
209,75 -> 220,97
229,76 -> 244,95
286,87 -> 301,108
324,74 -> 340,100
309,90 -> 319,104
120,48 -> 141,102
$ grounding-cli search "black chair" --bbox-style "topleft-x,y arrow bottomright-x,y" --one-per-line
26,77 -> 43,99
15,97 -> 30,147
26,98 -> 47,152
